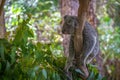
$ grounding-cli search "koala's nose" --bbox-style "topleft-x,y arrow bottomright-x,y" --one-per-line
62,29 -> 65,33
62,27 -> 64,31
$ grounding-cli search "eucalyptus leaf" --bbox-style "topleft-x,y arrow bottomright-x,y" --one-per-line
0,43 -> 5,60
75,68 -> 84,76
0,63 -> 1,70
42,69 -> 47,79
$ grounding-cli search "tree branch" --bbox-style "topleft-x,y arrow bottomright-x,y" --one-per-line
0,0 -> 6,16
74,0 -> 91,69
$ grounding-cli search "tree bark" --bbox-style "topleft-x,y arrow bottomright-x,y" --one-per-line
75,0 -> 91,66
88,0 -> 105,77
60,0 -> 105,79
0,0 -> 6,39
88,0 -> 98,28
0,0 -> 6,15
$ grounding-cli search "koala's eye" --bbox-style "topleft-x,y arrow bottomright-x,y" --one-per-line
67,20 -> 71,24
74,22 -> 77,26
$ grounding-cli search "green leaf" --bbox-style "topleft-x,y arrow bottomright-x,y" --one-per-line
0,63 -> 1,70
33,66 -> 40,71
13,25 -> 23,45
52,72 -> 56,79
55,73 -> 60,80
87,71 -> 95,80
42,69 -> 47,79
103,16 -> 110,22
102,77 -> 107,80
31,71 -> 36,78
97,74 -> 103,80
10,46 -> 16,64
5,61 -> 11,71
75,68 -> 84,76
0,43 -> 5,60
27,29 -> 34,37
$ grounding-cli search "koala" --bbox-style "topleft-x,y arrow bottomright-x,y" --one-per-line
62,15 -> 79,80
62,15 -> 100,79
81,22 -> 100,64
62,15 -> 79,34
79,22 -> 100,78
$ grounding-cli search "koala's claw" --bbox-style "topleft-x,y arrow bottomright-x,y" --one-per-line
75,65 -> 89,79
64,71 -> 73,80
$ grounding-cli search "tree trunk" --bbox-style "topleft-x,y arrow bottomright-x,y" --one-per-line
88,0 -> 98,28
75,0 -> 91,66
59,0 -> 79,57
60,0 -> 105,79
0,0 -> 6,39
88,0 -> 105,77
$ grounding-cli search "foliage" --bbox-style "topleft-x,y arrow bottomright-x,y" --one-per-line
97,13 -> 120,79
0,16 -> 66,79
107,0 -> 120,27
1,0 -> 66,80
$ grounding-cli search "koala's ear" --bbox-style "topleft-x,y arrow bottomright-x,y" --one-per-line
64,15 -> 68,20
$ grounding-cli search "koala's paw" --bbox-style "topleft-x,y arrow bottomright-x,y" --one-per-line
75,65 -> 89,80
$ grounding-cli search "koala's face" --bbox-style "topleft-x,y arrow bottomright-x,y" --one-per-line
62,15 -> 79,34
